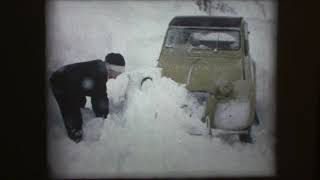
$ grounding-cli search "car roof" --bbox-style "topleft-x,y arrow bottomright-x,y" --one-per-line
169,16 -> 243,28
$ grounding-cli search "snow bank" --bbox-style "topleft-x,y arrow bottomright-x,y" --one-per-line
49,68 -> 205,177
120,68 -> 206,137
48,68 -> 273,178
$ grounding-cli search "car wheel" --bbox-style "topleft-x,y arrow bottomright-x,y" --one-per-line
239,126 -> 253,143
205,115 -> 213,136
253,111 -> 260,126
140,77 -> 153,90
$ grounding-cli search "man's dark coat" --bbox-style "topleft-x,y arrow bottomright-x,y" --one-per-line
50,60 -> 109,134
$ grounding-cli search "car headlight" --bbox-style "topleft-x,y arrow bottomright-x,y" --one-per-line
213,98 -> 250,130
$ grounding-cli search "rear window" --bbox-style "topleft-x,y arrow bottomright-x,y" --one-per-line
165,28 -> 240,51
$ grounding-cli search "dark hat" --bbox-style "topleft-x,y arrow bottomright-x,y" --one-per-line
105,53 -> 125,66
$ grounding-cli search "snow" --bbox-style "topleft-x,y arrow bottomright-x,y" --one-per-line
46,0 -> 277,178
192,31 -> 237,42
165,28 -> 240,50
214,99 -> 250,130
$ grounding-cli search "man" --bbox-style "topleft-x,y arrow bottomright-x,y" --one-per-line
50,53 -> 126,143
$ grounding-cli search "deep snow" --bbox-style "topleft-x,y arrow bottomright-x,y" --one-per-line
46,0 -> 277,178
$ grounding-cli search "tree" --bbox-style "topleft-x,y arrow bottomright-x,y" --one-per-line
195,0 -> 237,16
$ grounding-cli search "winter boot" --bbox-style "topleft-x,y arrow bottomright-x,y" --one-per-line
67,128 -> 83,143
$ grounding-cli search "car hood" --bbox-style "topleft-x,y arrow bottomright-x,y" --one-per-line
159,52 -> 244,94
186,56 -> 244,93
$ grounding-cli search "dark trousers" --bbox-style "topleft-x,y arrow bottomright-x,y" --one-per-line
50,80 -> 86,135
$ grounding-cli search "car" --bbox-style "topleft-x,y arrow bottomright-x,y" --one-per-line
156,16 -> 258,143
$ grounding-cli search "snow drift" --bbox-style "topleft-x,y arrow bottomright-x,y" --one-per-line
48,68 -> 273,178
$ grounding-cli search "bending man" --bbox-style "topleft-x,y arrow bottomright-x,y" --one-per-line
50,53 -> 126,143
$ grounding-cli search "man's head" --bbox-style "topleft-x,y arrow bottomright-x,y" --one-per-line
105,53 -> 126,79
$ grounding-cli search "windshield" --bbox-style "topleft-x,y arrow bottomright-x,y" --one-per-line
165,28 -> 240,51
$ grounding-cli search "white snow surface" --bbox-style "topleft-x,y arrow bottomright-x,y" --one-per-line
214,99 -> 250,130
193,31 -> 237,42
47,0 -> 277,178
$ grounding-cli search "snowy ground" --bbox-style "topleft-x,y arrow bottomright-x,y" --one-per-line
46,0 -> 277,178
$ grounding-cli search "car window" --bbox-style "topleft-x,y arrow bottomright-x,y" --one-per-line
165,28 -> 240,50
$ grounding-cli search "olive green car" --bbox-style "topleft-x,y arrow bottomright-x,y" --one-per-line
157,16 -> 258,142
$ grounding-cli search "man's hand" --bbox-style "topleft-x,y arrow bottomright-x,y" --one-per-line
102,113 -> 108,119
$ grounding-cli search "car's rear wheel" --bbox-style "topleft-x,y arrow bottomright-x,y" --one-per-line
239,126 -> 253,143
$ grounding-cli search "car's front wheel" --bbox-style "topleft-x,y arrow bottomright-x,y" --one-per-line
253,111 -> 260,125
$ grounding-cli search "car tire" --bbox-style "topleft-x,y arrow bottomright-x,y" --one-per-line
140,77 -> 153,87
239,126 -> 253,143
253,111 -> 260,126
